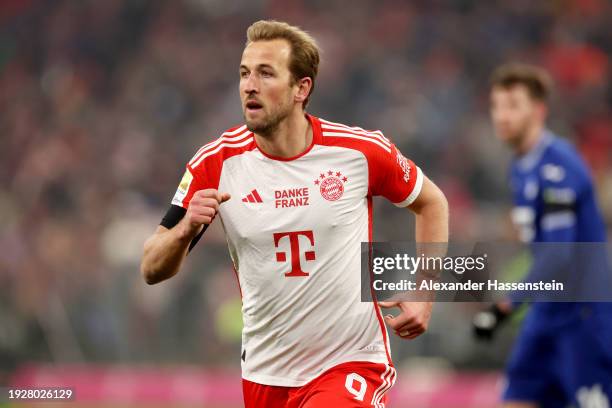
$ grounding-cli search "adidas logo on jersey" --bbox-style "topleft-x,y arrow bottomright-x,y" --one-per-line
242,189 -> 263,203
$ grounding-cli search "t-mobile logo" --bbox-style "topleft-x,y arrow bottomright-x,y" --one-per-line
273,230 -> 316,277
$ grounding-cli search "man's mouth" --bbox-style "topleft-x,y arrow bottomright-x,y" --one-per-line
245,100 -> 263,113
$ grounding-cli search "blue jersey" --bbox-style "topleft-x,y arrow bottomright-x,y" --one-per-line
503,130 -> 612,407
508,130 -> 609,316
509,130 -> 606,244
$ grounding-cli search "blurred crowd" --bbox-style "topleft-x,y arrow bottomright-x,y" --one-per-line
1,0 -> 611,376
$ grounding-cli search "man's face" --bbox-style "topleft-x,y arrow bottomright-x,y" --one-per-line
239,39 -> 297,135
490,85 -> 541,148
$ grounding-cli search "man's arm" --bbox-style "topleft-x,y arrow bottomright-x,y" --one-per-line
140,189 -> 230,285
409,175 -> 449,243
380,176 -> 449,339
474,160 -> 586,340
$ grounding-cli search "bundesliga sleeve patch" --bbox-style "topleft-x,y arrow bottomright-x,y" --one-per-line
172,168 -> 194,206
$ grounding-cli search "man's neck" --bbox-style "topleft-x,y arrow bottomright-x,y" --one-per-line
516,122 -> 544,156
255,111 -> 312,158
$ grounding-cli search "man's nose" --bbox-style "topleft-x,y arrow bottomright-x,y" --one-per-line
243,73 -> 259,93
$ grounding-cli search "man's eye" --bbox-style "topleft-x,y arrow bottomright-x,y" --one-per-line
262,71 -> 273,78
240,71 -> 249,78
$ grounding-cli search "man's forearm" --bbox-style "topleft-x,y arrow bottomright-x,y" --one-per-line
414,190 -> 448,243
142,189 -> 229,285
379,184 -> 448,336
140,222 -> 201,284
410,178 -> 448,301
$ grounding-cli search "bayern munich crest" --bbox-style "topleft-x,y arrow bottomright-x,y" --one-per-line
314,170 -> 348,201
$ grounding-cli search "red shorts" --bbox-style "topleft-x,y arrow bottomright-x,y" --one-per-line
242,361 -> 396,408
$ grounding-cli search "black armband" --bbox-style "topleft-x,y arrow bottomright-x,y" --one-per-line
161,205 -> 187,229
160,205 -> 208,253
541,187 -> 576,214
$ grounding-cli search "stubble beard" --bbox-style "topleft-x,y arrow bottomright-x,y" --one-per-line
246,109 -> 289,137
245,104 -> 292,137
499,117 -> 533,151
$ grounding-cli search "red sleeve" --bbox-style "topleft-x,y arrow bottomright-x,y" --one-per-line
170,164 -> 200,209
170,155 -> 222,209
369,143 -> 424,207
170,126 -> 255,208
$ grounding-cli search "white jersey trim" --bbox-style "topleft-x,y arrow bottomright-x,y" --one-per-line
191,135 -> 253,168
188,126 -> 250,166
541,211 -> 576,231
393,166 -> 424,207
322,131 -> 392,153
319,118 -> 390,144
320,122 -> 391,148
372,365 -> 396,408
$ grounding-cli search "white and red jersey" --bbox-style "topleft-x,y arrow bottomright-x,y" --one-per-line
171,115 -> 423,387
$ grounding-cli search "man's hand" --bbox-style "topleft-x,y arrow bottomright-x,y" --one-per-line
179,189 -> 231,239
472,300 -> 513,341
140,188 -> 231,285
378,301 -> 433,340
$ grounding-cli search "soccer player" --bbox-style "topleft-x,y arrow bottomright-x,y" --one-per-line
475,63 -> 612,407
140,20 -> 448,408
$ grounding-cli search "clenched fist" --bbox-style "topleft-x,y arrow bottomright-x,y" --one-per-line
180,189 -> 230,238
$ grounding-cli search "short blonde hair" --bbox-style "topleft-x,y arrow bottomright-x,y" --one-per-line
246,20 -> 320,108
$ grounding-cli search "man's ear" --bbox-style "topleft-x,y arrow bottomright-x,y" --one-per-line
535,101 -> 548,122
294,77 -> 313,104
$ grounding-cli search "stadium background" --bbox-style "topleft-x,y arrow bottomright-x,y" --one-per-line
1,0 -> 611,406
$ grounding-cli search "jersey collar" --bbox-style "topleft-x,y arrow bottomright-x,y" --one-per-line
516,129 -> 554,172
255,113 -> 322,162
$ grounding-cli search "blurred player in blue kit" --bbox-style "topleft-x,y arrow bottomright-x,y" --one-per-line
473,63 -> 612,407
